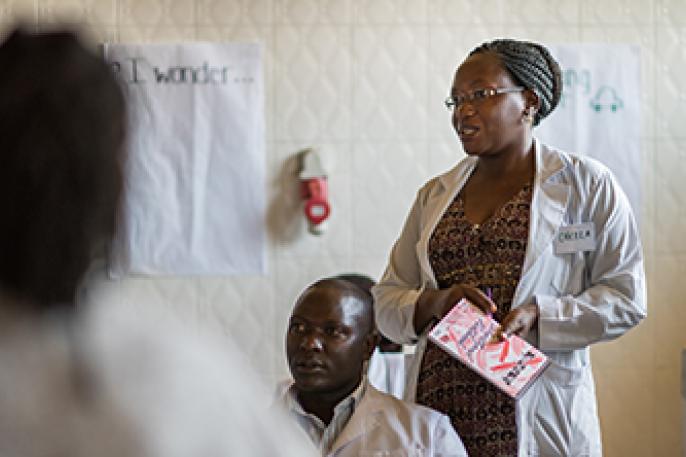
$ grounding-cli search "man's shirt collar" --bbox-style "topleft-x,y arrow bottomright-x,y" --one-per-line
284,377 -> 367,455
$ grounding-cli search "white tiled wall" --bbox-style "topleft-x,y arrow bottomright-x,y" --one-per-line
1,1 -> 683,455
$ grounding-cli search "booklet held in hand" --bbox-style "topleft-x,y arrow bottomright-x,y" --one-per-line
429,298 -> 549,398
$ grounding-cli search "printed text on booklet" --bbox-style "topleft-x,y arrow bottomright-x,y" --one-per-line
429,299 -> 549,398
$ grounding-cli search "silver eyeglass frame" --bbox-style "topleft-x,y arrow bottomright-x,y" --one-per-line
445,86 -> 525,111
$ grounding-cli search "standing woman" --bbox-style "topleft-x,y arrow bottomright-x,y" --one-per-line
372,39 -> 646,457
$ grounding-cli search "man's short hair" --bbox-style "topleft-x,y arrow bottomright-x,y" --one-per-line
306,277 -> 375,335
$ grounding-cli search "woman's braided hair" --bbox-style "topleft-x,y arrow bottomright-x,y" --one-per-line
469,39 -> 563,126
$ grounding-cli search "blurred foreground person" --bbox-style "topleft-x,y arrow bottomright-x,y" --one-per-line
0,28 -> 313,457
278,278 -> 467,456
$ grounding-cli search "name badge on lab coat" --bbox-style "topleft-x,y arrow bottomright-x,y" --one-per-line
554,223 -> 596,255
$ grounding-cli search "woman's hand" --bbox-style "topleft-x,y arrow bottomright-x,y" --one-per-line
493,302 -> 539,341
414,284 -> 496,334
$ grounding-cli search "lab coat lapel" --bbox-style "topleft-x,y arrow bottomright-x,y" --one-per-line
520,140 -> 570,279
415,157 -> 478,287
328,386 -> 383,456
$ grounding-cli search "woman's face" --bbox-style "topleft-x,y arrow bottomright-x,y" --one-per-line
451,52 -> 528,157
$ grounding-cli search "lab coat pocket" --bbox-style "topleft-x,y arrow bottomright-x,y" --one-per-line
528,361 -> 596,456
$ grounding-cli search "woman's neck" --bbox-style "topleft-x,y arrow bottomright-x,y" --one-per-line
476,136 -> 535,182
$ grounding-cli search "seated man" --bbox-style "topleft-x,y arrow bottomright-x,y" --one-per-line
278,277 -> 467,456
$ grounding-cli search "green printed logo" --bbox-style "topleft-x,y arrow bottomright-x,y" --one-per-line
557,68 -> 625,114
589,86 -> 624,113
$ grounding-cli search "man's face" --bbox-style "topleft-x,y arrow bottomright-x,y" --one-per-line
286,285 -> 373,396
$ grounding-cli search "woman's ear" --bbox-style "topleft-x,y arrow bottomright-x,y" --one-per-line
525,88 -> 541,113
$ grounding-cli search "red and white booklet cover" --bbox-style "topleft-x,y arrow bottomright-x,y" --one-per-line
429,298 -> 549,399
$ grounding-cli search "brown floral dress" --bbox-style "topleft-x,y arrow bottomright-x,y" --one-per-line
415,183 -> 532,457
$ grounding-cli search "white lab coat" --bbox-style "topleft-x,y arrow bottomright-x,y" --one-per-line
0,303 -> 316,457
327,385 -> 467,457
373,139 -> 647,457
367,348 -> 408,400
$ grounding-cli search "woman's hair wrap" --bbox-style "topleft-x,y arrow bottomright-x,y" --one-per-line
469,39 -> 563,126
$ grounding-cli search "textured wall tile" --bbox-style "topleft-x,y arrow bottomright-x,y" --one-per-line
196,276 -> 276,376
638,139 -> 656,258
348,256 -> 389,283
594,367 -> 655,457
654,140 -> 686,254
427,0 -> 505,25
29,20 -> 117,44
275,0 -> 351,25
76,23 -> 117,43
195,25 -> 269,41
655,27 -> 686,139
657,0 -> 686,25
321,0 -> 352,24
504,25 -> 581,43
591,314 -> 654,369
427,100 -> 458,146
653,366 -> 683,456
274,257 -> 354,317
0,0 -> 34,23
353,0 -> 426,25
118,26 -> 196,42
197,0 -> 243,25
274,25 -> 351,141
581,0 -> 654,25
37,0 -> 116,25
353,25 -> 428,141
275,0 -> 318,24
120,0 -> 194,26
649,255 -> 686,369
198,0 -> 273,26
242,0 -> 274,25
351,141 -> 430,258
503,0 -> 580,26
118,278 -> 200,327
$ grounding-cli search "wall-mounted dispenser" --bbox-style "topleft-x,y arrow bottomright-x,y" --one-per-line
299,148 -> 330,235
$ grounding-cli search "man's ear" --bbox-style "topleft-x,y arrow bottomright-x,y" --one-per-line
363,330 -> 379,361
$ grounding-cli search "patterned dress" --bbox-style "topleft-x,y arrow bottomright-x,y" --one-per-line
416,184 -> 532,457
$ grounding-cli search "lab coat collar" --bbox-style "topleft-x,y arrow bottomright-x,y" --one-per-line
328,385 -> 387,456
427,139 -> 571,297
519,139 -> 570,278
416,157 -> 476,288
434,138 -> 565,191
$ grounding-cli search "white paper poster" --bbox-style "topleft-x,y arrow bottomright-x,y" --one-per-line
535,44 -> 641,219
105,42 -> 266,276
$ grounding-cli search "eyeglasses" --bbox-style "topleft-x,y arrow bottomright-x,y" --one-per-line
444,86 -> 525,111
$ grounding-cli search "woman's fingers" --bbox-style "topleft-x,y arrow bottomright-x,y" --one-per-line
495,314 -> 520,341
495,303 -> 539,341
461,285 -> 497,315
492,313 -> 513,342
